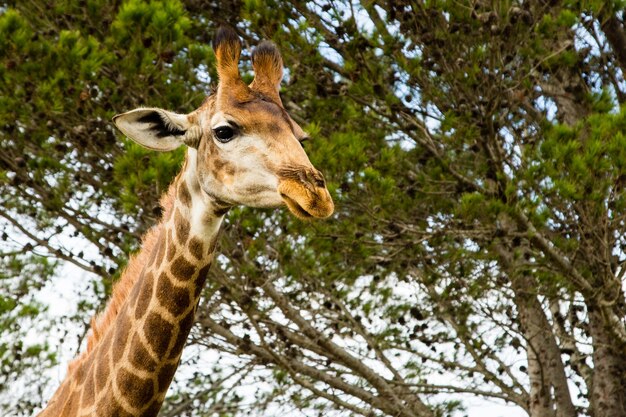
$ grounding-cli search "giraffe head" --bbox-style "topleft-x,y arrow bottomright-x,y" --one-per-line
113,27 -> 334,219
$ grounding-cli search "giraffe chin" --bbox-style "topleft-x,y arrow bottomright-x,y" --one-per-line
278,180 -> 334,220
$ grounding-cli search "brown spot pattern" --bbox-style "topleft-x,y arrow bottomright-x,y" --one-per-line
134,273 -> 153,320
116,367 -> 155,410
188,237 -> 204,260
128,334 -> 158,373
127,272 -> 143,304
80,360 -> 96,407
268,121 -> 284,135
174,209 -> 190,244
95,354 -> 110,392
194,264 -> 212,298
142,400 -> 162,417
166,230 -> 177,262
207,237 -> 218,254
62,396 -> 79,416
146,240 -> 158,267
156,272 -> 191,317
143,312 -> 173,357
213,158 -> 227,170
43,127 -> 267,417
168,309 -> 196,359
72,360 -> 87,383
170,256 -> 196,281
177,181 -> 192,207
105,398 -> 135,417
157,363 -> 178,392
112,311 -> 131,363
154,236 -> 166,267
100,324 -> 114,352
189,177 -> 201,193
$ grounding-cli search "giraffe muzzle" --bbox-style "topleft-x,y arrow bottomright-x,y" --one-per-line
277,168 -> 334,219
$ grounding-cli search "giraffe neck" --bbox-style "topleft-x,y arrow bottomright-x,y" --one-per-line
39,149 -> 227,417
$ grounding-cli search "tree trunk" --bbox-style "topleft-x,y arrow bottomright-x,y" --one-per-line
495,242 -> 576,417
511,273 -> 576,417
587,307 -> 626,417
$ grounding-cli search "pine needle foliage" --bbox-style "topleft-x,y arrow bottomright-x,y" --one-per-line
3,1 -> 626,416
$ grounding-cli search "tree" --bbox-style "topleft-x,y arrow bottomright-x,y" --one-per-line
2,1 -> 626,416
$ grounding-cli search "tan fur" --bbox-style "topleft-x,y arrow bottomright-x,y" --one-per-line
67,183 -> 177,374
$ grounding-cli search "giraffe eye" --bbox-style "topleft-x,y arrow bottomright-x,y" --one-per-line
213,126 -> 236,143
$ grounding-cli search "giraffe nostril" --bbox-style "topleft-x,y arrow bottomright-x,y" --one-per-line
312,170 -> 326,188
281,167 -> 327,191
304,170 -> 325,189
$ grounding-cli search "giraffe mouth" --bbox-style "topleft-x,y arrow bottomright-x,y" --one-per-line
278,178 -> 334,220
281,193 -> 314,219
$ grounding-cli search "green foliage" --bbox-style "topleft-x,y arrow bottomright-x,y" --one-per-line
113,140 -> 184,213
4,0 -> 626,416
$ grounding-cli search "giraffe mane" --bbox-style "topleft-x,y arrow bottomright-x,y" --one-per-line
66,180 -> 178,374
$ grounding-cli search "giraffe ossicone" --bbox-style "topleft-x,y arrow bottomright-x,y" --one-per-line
38,26 -> 333,417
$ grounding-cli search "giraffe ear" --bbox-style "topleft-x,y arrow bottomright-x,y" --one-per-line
249,41 -> 283,104
113,108 -> 202,151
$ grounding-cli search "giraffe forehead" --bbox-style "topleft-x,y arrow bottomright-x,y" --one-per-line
212,99 -> 295,134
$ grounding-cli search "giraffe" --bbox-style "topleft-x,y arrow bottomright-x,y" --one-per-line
38,26 -> 334,417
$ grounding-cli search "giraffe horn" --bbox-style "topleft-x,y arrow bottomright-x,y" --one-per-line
213,26 -> 250,102
249,41 -> 283,104
213,26 -> 240,78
